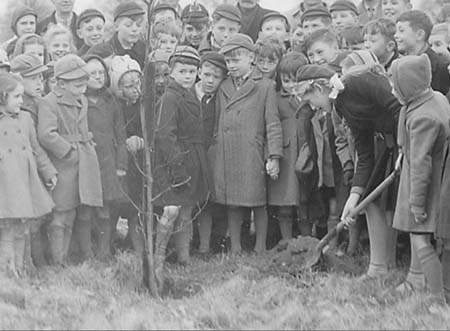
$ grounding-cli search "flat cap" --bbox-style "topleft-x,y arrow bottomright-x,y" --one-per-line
200,51 -> 227,73
11,6 -> 37,34
296,64 -> 334,82
219,33 -> 255,55
10,53 -> 48,77
169,45 -> 201,63
113,2 -> 145,22
213,4 -> 241,23
54,54 -> 88,80
76,8 -> 106,29
181,3 -> 209,24
329,0 -> 358,15
260,12 -> 291,32
301,7 -> 332,23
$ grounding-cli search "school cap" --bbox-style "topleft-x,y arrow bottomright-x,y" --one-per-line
113,2 -> 145,22
169,45 -> 201,63
296,64 -> 334,82
76,9 -> 106,29
260,12 -> 291,32
213,4 -> 241,23
200,51 -> 227,73
10,53 -> 48,77
54,54 -> 89,80
153,3 -> 179,18
329,0 -> 358,15
219,33 -> 255,55
301,7 -> 332,23
181,3 -> 209,24
11,6 -> 37,34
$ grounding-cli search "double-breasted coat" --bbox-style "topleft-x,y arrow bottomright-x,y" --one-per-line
153,80 -> 211,207
0,111 -> 56,219
38,85 -> 103,211
213,69 -> 283,207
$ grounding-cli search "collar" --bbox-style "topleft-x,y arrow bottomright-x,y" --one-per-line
195,81 -> 204,101
232,67 -> 254,89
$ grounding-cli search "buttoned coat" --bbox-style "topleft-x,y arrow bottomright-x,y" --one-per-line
0,111 -> 56,218
38,85 -> 103,211
213,69 -> 283,207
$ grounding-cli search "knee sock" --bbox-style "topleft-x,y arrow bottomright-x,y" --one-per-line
96,218 -> 112,260
174,209 -> 192,263
347,219 -> 360,254
31,228 -> 47,267
14,224 -> 25,275
407,241 -> 425,288
197,210 -> 212,253
254,206 -> 268,253
0,226 -> 16,274
277,207 -> 293,240
365,203 -> 388,276
227,207 -> 244,253
417,245 -> 444,295
441,247 -> 450,301
76,217 -> 93,260
48,225 -> 65,265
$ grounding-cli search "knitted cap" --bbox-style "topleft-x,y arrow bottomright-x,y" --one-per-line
301,7 -> 332,23
220,33 -> 255,55
113,2 -> 145,22
296,64 -> 334,82
213,4 -> 241,23
181,3 -> 209,24
10,53 -> 48,77
260,12 -> 291,32
329,0 -> 358,14
76,8 -> 106,29
54,54 -> 89,80
345,50 -> 379,66
109,55 -> 142,95
11,6 -> 37,34
200,51 -> 227,73
169,45 -> 201,63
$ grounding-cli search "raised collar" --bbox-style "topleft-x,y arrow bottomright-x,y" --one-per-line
52,85 -> 84,107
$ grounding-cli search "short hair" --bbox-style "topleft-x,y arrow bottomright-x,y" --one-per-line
116,14 -> 145,24
261,16 -> 290,32
397,10 -> 433,42
341,26 -> 364,48
302,16 -> 332,27
363,17 -> 396,42
305,28 -> 338,51
43,24 -> 76,53
255,37 -> 286,61
201,60 -> 226,76
154,21 -> 183,40
169,55 -> 199,69
0,73 -> 22,105
278,51 -> 309,76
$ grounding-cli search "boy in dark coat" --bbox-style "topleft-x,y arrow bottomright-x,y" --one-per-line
237,0 -> 273,42
180,3 -> 210,50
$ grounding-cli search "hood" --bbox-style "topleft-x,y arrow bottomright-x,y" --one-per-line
108,55 -> 142,97
81,54 -> 111,94
390,54 -> 431,104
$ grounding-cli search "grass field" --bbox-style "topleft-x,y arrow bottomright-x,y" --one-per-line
0,247 -> 450,330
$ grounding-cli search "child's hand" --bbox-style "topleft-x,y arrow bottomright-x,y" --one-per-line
126,136 -> 144,153
341,192 -> 360,227
116,169 -> 126,177
46,176 -> 58,191
266,158 -> 280,180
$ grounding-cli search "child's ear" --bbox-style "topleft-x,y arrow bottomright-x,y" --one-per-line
387,40 -> 396,53
416,29 -> 426,43
76,28 -> 83,39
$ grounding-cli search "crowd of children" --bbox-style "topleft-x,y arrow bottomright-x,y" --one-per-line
2,0 -> 450,305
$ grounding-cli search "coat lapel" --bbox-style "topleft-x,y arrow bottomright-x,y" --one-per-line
225,69 -> 262,109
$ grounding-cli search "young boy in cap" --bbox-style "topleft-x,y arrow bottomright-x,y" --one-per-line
301,7 -> 333,36
329,0 -> 360,35
254,37 -> 285,85
358,0 -> 382,25
395,10 -> 450,95
382,0 -> 411,21
259,12 -> 290,43
38,54 -> 103,265
2,5 -> 37,58
88,2 -> 146,68
199,4 -> 241,55
214,33 -> 283,254
151,3 -> 179,26
429,23 -> 450,62
76,9 -> 106,57
180,3 -> 210,50
151,21 -> 182,57
149,49 -> 171,100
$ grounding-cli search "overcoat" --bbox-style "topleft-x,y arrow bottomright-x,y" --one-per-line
0,111 -> 56,219
38,85 -> 103,211
213,69 -> 283,207
237,4 -> 273,42
153,80 -> 211,207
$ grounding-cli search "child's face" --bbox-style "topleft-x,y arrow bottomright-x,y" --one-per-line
155,62 -> 170,95
280,74 -> 297,95
364,33 -> 392,59
16,14 -> 36,37
46,75 -> 57,92
302,18 -> 328,36
307,41 -> 339,65
302,86 -> 333,112
86,59 -> 106,90
291,27 -> 305,49
183,23 -> 209,47
48,34 -> 71,61
224,50 -> 255,78
23,74 -> 44,98
429,33 -> 450,59
255,55 -> 279,79
211,18 -> 240,47
170,62 -> 198,89
260,18 -> 288,41
59,77 -> 88,98
395,21 -> 421,54
199,63 -> 224,95
382,0 -> 411,21
5,84 -> 24,113
119,71 -> 141,102
331,10 -> 358,33
78,17 -> 105,48
23,44 -> 45,65
154,9 -> 177,25
116,17 -> 144,47
157,33 -> 178,55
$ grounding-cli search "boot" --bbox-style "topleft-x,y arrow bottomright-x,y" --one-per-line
14,233 -> 25,277
96,218 -> 112,261
48,225 -> 65,265
31,230 -> 47,267
24,230 -> 37,276
327,216 -> 339,251
75,218 -> 94,261
347,218 -> 361,255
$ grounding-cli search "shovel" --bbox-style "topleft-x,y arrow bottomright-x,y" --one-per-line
300,153 -> 403,270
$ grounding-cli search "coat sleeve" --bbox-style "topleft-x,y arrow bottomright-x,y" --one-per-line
113,100 -> 128,172
38,97 -> 72,159
25,113 -> 57,182
408,115 -> 439,213
331,109 -> 354,171
264,81 -> 283,159
350,124 -> 375,193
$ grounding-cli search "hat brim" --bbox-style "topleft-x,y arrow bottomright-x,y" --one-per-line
115,9 -> 145,21
219,44 -> 254,55
22,65 -> 48,77
216,12 -> 241,23
57,68 -> 89,80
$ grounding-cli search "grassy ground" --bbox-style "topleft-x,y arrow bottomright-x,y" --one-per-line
0,247 -> 450,330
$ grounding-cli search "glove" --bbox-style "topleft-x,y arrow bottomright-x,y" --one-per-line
343,169 -> 354,186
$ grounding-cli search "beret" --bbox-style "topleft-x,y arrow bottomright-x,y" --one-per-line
181,3 -> 209,24
296,64 -> 334,82
213,4 -> 241,23
301,7 -> 332,23
329,0 -> 358,15
169,45 -> 201,63
10,53 -> 48,77
11,6 -> 37,34
113,2 -> 145,22
260,12 -> 291,32
54,54 -> 88,80
220,33 -> 255,54
200,51 -> 227,73
76,8 -> 106,29
86,42 -> 115,59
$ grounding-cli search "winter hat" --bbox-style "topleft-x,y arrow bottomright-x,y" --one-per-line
76,9 -> 106,29
181,2 -> 209,24
260,12 -> 291,32
109,55 -> 142,95
54,54 -> 89,80
169,45 -> 200,63
10,53 -> 48,78
86,42 -> 115,59
200,51 -> 227,74
82,54 -> 111,88
296,64 -> 335,82
329,0 -> 358,15
113,2 -> 145,22
345,50 -> 379,66
212,4 -> 241,23
12,34 -> 46,61
219,33 -> 255,54
301,7 -> 332,23
11,6 -> 37,35
431,23 -> 450,36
